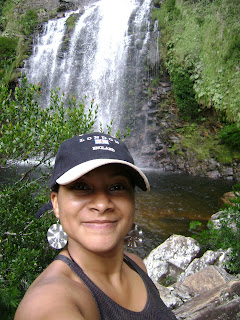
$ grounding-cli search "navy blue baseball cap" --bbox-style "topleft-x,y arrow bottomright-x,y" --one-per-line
35,132 -> 149,218
50,132 -> 149,191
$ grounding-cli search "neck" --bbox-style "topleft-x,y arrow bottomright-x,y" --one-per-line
65,241 -> 125,279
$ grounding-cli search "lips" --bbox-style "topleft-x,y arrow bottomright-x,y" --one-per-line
82,220 -> 118,230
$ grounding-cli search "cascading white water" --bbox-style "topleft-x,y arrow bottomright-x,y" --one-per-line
24,0 -> 157,133
25,12 -> 72,91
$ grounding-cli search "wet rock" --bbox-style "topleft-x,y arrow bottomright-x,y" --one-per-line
221,167 -> 234,178
141,144 -> 156,155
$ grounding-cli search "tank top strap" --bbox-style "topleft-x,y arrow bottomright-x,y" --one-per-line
54,254 -> 101,314
54,254 -> 82,276
54,254 -> 96,289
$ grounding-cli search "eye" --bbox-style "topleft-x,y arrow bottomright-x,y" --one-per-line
70,182 -> 91,191
109,183 -> 131,192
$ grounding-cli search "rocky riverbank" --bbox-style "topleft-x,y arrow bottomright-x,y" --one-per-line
144,233 -> 240,319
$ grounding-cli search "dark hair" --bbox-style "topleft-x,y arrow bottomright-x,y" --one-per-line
51,183 -> 59,192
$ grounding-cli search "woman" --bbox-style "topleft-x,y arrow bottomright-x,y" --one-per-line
15,132 -> 177,320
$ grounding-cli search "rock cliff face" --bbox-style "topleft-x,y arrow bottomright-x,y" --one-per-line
125,77 -> 240,181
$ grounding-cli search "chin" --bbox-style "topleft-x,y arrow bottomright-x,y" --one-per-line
83,237 -> 123,254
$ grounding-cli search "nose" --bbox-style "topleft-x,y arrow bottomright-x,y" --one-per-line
88,190 -> 114,214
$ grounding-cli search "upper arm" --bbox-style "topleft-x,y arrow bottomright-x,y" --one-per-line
14,281 -> 99,320
15,289 -> 83,320
15,303 -> 84,320
125,252 -> 148,273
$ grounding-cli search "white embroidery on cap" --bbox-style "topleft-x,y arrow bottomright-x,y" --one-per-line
92,146 -> 115,152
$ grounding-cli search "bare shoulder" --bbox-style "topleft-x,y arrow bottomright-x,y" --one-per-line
14,261 -> 99,320
124,252 -> 148,273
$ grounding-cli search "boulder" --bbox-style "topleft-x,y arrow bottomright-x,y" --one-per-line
177,266 -> 229,295
154,265 -> 236,311
211,210 -> 238,232
155,282 -> 193,309
144,234 -> 200,283
174,280 -> 240,320
177,249 -> 230,282
145,235 -> 240,319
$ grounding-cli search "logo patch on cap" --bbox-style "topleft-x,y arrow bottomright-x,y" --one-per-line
94,139 -> 109,145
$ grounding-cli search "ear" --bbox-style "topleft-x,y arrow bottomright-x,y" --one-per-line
51,192 -> 60,219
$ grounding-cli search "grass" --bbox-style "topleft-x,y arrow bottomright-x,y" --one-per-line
171,122 -> 240,164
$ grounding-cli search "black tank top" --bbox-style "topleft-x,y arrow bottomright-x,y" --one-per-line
55,254 -> 177,320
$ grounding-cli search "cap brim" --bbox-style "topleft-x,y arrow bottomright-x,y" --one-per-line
56,159 -> 150,191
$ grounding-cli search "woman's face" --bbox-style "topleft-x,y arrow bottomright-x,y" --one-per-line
51,164 -> 135,254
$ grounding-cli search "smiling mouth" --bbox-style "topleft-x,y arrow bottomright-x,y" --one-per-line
82,220 -> 117,229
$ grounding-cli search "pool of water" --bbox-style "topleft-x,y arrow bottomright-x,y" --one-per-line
130,169 -> 234,258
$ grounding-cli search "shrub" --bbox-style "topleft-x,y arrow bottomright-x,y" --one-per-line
169,63 -> 200,120
219,123 -> 240,150
0,181 -> 56,320
0,77 -> 98,319
0,36 -> 17,73
190,184 -> 240,274
0,77 -> 98,164
20,9 -> 38,35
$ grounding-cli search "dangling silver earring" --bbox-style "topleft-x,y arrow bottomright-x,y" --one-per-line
47,219 -> 68,249
124,223 -> 143,248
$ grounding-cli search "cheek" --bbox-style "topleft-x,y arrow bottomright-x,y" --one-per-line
57,196 -> 85,221
124,196 -> 135,220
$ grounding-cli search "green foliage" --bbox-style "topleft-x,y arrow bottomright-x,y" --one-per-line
190,184 -> 240,274
167,61 -> 200,120
0,36 -> 17,76
0,1 -> 46,83
224,33 -> 240,62
0,77 -> 98,165
0,180 -> 56,319
172,122 -> 240,164
160,275 -> 176,287
165,0 -> 175,12
189,220 -> 202,230
0,77 -> 98,318
155,0 -> 240,124
20,9 -> 38,35
219,123 -> 240,151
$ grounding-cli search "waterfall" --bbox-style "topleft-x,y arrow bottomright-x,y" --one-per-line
23,0 -> 158,134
